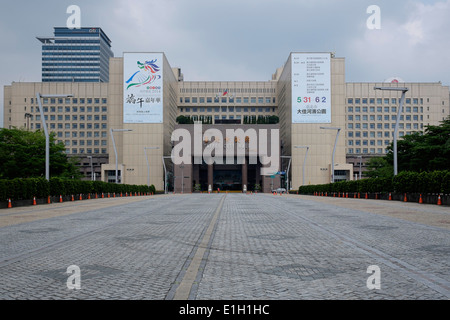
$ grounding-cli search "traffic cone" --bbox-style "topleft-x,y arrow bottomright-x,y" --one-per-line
437,195 -> 442,205
71,195 -> 74,201
59,195 -> 63,203
88,193 -> 91,200
79,194 -> 82,200
95,193 -> 98,199
419,194 -> 423,204
404,193 -> 407,202
102,193 -> 104,198
389,193 -> 392,201
47,196 -> 51,204
7,198 -> 12,208
33,197 -> 37,205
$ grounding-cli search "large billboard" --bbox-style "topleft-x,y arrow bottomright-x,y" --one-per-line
291,53 -> 331,123
123,52 -> 163,123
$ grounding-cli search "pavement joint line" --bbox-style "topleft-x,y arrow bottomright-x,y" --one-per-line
263,195 -> 450,298
0,196 -> 163,228
171,194 -> 226,300
0,197 -> 185,268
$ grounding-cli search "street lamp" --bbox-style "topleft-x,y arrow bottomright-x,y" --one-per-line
280,156 -> 291,191
110,128 -> 133,183
320,127 -> 341,183
87,156 -> 94,181
294,146 -> 309,186
162,156 -> 172,194
144,147 -> 160,187
357,155 -> 362,180
374,87 -> 409,176
36,93 -> 73,181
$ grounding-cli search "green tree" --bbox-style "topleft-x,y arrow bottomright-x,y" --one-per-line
365,156 -> 393,178
0,128 -> 81,179
385,116 -> 450,172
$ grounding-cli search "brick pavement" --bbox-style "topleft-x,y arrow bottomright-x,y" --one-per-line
0,193 -> 448,300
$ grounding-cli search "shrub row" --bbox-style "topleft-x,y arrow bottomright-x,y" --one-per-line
299,170 -> 450,195
0,177 -> 156,201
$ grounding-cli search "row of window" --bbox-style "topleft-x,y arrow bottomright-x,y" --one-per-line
42,52 -> 100,56
348,131 -> 415,138
181,107 -> 276,113
30,114 -> 108,121
348,115 -> 422,121
28,106 -> 108,113
348,148 -> 387,155
61,140 -> 107,146
58,131 -> 107,138
348,123 -> 421,130
348,106 -> 423,113
42,68 -> 101,72
181,97 -> 276,104
348,98 -> 424,105
25,97 -> 107,104
43,45 -> 101,51
30,123 -> 107,130
64,148 -> 107,155
180,88 -> 276,94
183,114 -> 276,121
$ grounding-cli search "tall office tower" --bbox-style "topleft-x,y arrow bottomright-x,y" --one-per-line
37,27 -> 114,82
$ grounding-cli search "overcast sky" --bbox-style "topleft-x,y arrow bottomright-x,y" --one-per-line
1,0 -> 450,126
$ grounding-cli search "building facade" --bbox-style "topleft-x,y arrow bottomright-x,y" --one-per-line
37,27 -> 113,83
3,52 -> 449,190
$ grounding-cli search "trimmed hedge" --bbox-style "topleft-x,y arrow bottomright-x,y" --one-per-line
299,170 -> 450,195
0,177 -> 156,201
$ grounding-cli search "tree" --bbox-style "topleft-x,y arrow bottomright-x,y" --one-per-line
364,157 -> 393,178
0,128 -> 81,179
384,116 -> 450,172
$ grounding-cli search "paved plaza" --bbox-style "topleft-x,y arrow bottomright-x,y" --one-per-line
0,193 -> 448,300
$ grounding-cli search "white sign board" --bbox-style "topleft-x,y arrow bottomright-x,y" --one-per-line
291,53 -> 331,123
123,53 -> 163,123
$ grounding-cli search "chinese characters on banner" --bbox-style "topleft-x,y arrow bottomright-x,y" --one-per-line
123,52 -> 164,123
291,53 -> 331,123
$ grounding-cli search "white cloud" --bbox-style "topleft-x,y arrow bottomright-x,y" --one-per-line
348,0 -> 450,82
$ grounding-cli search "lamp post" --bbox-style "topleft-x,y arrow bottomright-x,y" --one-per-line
357,155 -> 363,180
294,146 -> 309,186
162,156 -> 172,194
280,156 -> 291,191
36,93 -> 73,181
144,147 -> 160,187
320,127 -> 341,183
110,128 -> 132,183
374,87 -> 409,176
87,156 -> 94,181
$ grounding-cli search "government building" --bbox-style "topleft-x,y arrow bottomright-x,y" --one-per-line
3,28 -> 450,193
